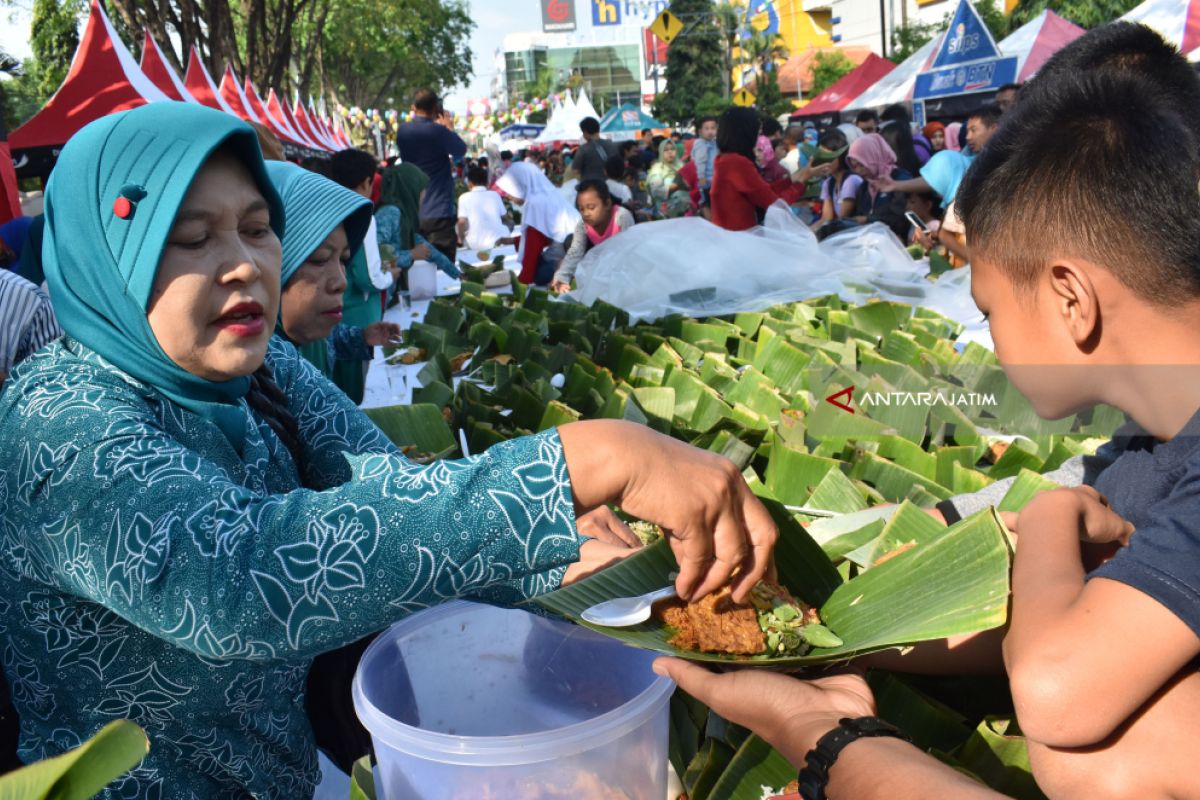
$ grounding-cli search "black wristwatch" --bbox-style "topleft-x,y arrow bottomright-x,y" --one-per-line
797,716 -> 911,800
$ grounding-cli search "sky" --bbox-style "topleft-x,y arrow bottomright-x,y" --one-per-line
1,1 -> 542,112
443,0 -> 543,114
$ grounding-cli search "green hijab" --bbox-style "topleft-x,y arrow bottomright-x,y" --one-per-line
42,103 -> 284,447
378,164 -> 428,249
265,161 -> 373,288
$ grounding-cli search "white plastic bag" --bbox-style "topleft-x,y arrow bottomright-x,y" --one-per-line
570,205 -> 988,344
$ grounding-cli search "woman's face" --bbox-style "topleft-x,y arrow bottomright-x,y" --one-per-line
280,225 -> 351,345
147,152 -> 281,381
577,189 -> 613,230
847,156 -> 872,179
662,147 -> 676,165
931,130 -> 945,151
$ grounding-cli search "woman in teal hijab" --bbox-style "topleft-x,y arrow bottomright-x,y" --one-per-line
267,161 -> 401,382
0,104 -> 776,798
374,163 -> 460,278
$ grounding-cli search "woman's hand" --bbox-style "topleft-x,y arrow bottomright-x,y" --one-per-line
558,420 -> 776,603
575,505 -> 641,547
654,658 -> 876,766
874,174 -> 898,193
362,322 -> 402,347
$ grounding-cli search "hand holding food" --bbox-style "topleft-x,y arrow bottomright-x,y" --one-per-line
558,420 -> 777,603
363,321 -> 403,347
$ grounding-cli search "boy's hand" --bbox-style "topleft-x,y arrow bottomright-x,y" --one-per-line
1023,487 -> 1134,547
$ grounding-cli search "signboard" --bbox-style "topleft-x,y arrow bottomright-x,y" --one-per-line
733,88 -> 756,107
911,100 -> 926,130
541,0 -> 577,32
592,0 -> 621,25
649,9 -> 683,44
913,55 -> 1017,99
929,0 -> 1001,69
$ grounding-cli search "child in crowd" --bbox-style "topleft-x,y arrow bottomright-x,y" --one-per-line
550,180 -> 636,294
604,155 -> 634,205
905,190 -> 943,250
456,166 -> 514,252
496,162 -> 580,286
690,115 -> 718,206
657,23 -> 1200,800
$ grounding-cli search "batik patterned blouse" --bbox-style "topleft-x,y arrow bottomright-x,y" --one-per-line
0,335 -> 580,798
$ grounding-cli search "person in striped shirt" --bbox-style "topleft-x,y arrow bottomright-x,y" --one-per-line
0,268 -> 60,384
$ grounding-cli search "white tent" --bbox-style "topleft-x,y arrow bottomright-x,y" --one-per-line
844,35 -> 940,110
575,88 -> 601,123
534,91 -> 585,144
1120,0 -> 1200,60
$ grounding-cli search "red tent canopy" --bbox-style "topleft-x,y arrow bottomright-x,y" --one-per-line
217,66 -> 261,124
293,102 -> 336,150
10,0 -> 170,151
243,81 -> 298,145
184,48 -> 238,116
794,53 -> 896,117
139,31 -> 194,102
270,90 -> 325,150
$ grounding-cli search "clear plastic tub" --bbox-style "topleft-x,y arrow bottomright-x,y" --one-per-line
352,600 -> 675,800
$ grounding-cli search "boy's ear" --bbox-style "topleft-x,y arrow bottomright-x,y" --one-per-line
1048,261 -> 1101,352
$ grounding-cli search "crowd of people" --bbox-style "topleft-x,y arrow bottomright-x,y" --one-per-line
0,19 -> 1198,800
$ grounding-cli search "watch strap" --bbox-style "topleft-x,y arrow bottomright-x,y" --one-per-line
797,716 -> 911,800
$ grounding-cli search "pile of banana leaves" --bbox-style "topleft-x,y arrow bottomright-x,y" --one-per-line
361,267 -> 1118,800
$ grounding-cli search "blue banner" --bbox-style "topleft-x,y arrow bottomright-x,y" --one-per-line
912,100 -> 926,130
914,55 -> 1018,99
930,0 -> 1001,69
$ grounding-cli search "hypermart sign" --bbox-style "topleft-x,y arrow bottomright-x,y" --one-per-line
590,0 -> 671,27
913,0 -> 1017,99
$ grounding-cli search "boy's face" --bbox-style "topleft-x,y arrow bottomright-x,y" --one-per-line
971,255 -> 1093,418
700,120 -> 717,140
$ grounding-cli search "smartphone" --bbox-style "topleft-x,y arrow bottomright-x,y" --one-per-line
905,211 -> 931,235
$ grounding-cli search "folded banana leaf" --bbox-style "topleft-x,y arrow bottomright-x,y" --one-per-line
534,504 -> 1010,666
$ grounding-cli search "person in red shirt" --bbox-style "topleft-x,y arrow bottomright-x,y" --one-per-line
709,107 -> 830,231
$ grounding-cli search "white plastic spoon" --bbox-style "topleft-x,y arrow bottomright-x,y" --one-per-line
581,585 -> 679,627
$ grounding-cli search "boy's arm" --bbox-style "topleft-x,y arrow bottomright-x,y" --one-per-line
1005,487 -> 1200,748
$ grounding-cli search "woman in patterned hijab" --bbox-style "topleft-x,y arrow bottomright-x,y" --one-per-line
0,104 -> 777,796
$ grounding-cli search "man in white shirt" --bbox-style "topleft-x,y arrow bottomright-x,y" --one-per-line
457,166 -> 513,251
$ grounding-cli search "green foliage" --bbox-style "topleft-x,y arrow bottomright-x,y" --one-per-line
1009,0 -> 1140,29
29,0 -> 81,99
809,50 -> 857,97
655,0 -> 727,125
752,68 -> 793,118
0,720 -> 148,800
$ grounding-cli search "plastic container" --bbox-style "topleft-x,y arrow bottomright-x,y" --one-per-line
352,601 -> 675,800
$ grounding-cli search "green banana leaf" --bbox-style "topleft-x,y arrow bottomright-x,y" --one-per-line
363,403 -> 457,459
956,717 -> 1047,800
534,506 -> 1010,666
349,756 -> 376,800
0,719 -> 148,800
701,734 -> 796,800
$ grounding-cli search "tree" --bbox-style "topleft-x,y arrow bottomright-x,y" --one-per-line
654,0 -> 726,125
741,31 -> 792,118
713,2 -> 743,99
26,0 -> 82,102
1009,0 -> 1140,29
809,50 -> 856,97
96,0 -> 474,108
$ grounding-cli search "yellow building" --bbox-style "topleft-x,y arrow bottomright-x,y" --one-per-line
733,0 -> 835,89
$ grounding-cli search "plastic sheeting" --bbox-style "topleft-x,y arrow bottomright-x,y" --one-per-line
570,204 -> 990,347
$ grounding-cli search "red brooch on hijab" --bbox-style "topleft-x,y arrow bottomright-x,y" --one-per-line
113,185 -> 147,220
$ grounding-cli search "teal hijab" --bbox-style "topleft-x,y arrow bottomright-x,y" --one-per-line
264,161 -> 373,288
42,102 -> 285,447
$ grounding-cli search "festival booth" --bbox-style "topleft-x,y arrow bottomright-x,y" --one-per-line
1119,0 -> 1200,60
919,7 -> 1083,121
9,0 -> 171,178
600,104 -> 666,141
9,0 -> 342,178
789,53 -> 896,129
843,36 -> 941,114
